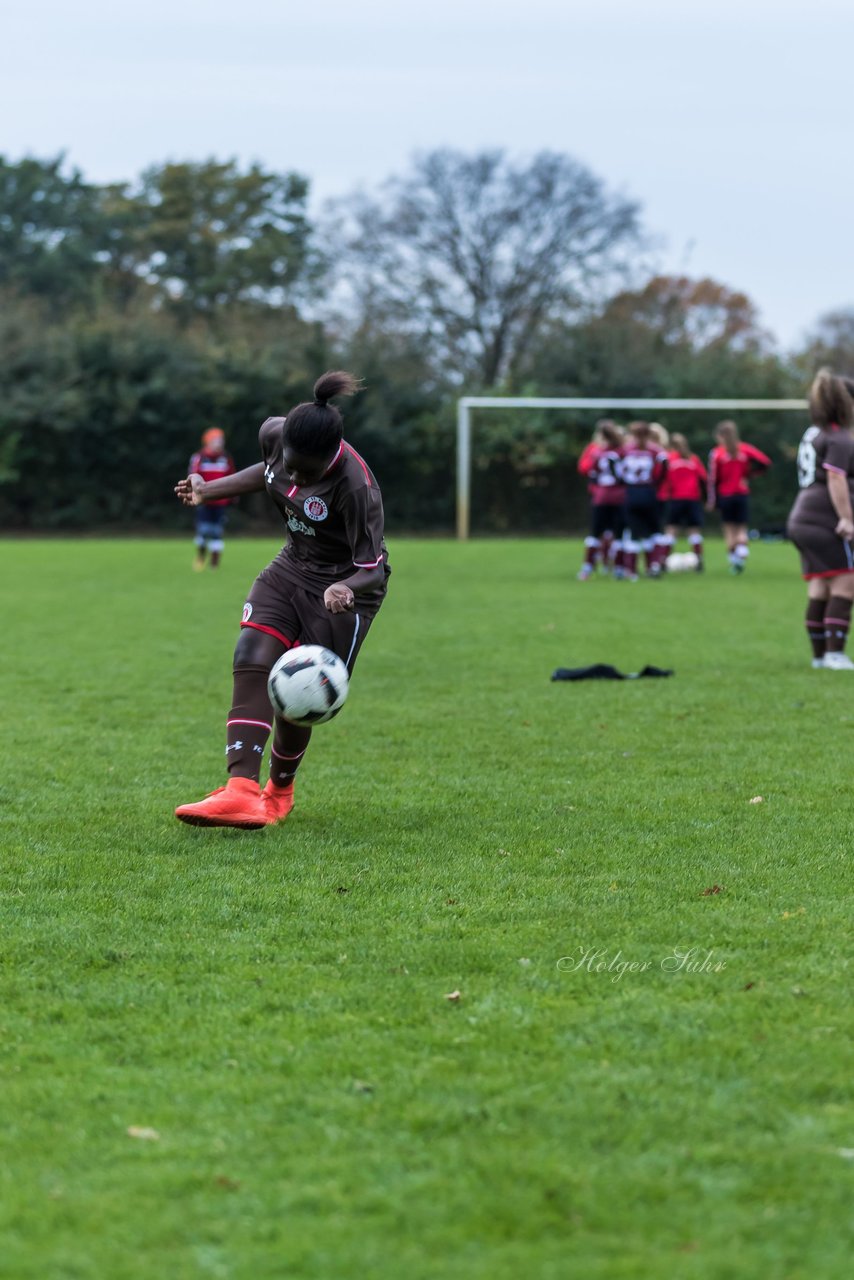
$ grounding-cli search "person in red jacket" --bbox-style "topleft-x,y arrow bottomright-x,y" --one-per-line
648,422 -> 673,566
707,421 -> 771,573
576,420 -> 625,579
189,428 -> 236,570
663,433 -> 708,570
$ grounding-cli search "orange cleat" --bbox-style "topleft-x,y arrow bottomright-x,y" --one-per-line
262,780 -> 295,824
175,776 -> 267,829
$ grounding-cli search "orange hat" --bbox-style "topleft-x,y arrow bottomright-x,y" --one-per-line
202,428 -> 225,447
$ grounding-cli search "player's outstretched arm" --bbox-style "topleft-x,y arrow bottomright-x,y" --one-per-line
174,463 -> 266,506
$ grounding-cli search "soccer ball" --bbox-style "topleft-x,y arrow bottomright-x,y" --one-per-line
267,646 -> 349,726
665,551 -> 699,573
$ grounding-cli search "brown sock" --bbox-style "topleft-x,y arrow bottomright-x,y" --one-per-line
806,598 -> 827,660
269,719 -> 312,787
825,596 -> 852,653
226,665 -> 273,780
210,550 -> 221,568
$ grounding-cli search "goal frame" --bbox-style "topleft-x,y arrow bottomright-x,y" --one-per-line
456,396 -> 807,539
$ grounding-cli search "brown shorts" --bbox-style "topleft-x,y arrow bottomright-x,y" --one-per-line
787,517 -> 854,580
240,555 -> 379,673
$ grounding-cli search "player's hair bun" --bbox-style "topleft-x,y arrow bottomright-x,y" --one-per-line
284,371 -> 364,456
312,370 -> 363,407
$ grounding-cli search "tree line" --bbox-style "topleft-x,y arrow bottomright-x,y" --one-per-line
0,150 -> 848,533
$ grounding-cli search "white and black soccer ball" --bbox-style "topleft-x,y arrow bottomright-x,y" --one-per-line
267,645 -> 349,726
665,551 -> 699,573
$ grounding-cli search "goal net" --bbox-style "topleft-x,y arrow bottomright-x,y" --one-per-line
455,396 -> 807,538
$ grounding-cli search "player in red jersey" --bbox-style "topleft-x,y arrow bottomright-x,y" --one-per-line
707,421 -> 771,573
188,428 -> 236,570
576,420 -> 625,579
648,423 -> 674,566
172,372 -> 390,828
662,433 -> 708,569
618,422 -> 669,579
787,370 -> 854,670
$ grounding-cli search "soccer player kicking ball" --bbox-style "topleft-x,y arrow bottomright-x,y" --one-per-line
173,372 -> 389,828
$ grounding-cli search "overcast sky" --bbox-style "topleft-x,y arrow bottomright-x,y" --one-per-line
3,0 -> 852,350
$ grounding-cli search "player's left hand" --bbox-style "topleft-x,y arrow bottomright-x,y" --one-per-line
175,474 -> 206,507
324,583 -> 355,614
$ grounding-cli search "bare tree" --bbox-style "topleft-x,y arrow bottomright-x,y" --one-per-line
326,149 -> 643,387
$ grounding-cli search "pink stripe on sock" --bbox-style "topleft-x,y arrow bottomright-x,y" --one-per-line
227,718 -> 272,730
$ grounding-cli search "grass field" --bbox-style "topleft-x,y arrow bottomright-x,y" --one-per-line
1,536 -> 852,1280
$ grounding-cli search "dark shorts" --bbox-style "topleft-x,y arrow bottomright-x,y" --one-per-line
667,499 -> 704,528
624,499 -> 660,541
787,516 -> 854,580
240,554 -> 378,674
591,503 -> 624,538
717,495 -> 749,525
195,506 -> 228,538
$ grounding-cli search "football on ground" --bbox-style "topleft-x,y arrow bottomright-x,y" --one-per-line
267,645 -> 349,725
666,550 -> 700,572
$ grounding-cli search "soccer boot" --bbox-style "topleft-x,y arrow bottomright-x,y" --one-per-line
811,658 -> 826,669
262,780 -> 296,824
823,652 -> 854,670
175,776 -> 267,828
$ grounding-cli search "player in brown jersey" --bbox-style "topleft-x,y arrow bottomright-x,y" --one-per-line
787,370 -> 854,670
172,371 -> 390,827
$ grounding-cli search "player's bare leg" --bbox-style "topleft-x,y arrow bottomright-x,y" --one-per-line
725,522 -> 749,573
688,527 -> 704,570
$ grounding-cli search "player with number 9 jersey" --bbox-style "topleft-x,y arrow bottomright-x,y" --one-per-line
787,370 -> 854,669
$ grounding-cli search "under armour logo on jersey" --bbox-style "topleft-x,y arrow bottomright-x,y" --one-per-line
225,741 -> 243,753
264,464 -> 275,484
252,744 -> 263,754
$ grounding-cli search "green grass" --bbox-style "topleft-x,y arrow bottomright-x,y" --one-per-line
1,536 -> 852,1280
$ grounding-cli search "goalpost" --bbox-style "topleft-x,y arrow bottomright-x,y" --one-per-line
456,396 -> 808,539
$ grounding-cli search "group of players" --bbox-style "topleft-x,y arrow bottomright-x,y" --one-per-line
577,419 -> 771,580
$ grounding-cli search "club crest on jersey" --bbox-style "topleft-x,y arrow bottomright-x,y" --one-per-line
242,603 -> 253,622
303,496 -> 328,522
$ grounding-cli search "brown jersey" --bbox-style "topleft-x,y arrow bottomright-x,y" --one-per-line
258,418 -> 389,602
797,425 -> 854,490
790,425 -> 854,523
788,425 -> 854,578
